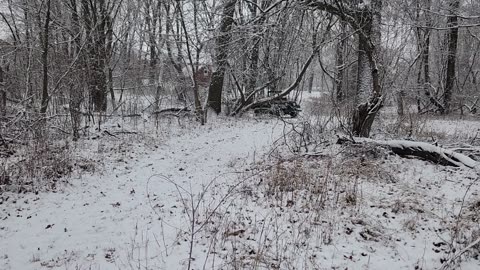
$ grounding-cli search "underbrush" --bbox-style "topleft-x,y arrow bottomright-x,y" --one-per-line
303,95 -> 480,146
0,112 -> 188,195
0,115 -> 76,193
203,141 -> 479,269
377,107 -> 480,145
195,97 -> 480,269
191,145 -> 401,269
0,134 -> 97,194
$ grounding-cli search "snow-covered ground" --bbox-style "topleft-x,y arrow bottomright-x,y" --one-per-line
1,99 -> 480,269
0,117 -> 284,270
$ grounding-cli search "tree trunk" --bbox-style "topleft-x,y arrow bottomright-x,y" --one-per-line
335,21 -> 347,102
105,13 -> 115,111
351,0 -> 382,137
81,0 -> 109,112
414,0 -> 444,113
337,137 -> 477,168
304,0 -> 383,137
397,90 -> 405,116
0,66 -> 5,116
244,0 -> 270,104
39,0 -> 51,114
23,2 -> 33,107
177,0 -> 203,123
307,71 -> 314,94
164,2 -> 186,102
352,32 -> 375,137
207,0 -> 237,114
69,0 -> 82,140
443,0 -> 460,114
146,0 -> 159,86
90,66 -> 108,112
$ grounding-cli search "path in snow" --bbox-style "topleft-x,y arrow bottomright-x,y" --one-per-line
0,118 -> 284,270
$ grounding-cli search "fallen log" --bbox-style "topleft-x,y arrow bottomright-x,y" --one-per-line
152,107 -> 190,114
337,137 -> 478,168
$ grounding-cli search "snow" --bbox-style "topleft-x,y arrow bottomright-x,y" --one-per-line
386,140 -> 478,168
0,117 -> 283,270
354,138 -> 479,168
1,111 -> 480,269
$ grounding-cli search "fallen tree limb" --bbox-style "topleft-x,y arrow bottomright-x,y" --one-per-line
103,130 -> 118,138
113,131 -> 138,135
152,107 -> 191,114
233,48 -> 318,116
337,137 -> 478,168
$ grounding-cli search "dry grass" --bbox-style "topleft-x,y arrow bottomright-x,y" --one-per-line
262,143 -> 398,212
0,138 -> 73,193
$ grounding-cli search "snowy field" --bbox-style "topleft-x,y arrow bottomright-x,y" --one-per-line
0,117 -> 284,269
1,95 -> 480,269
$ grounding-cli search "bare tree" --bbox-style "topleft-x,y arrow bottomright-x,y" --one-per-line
80,0 -> 120,112
302,0 -> 383,137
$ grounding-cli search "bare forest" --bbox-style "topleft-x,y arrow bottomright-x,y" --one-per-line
1,0 -> 480,269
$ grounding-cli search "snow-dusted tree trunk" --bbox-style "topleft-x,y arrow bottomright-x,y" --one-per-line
355,34 -> 373,106
338,137 -> 478,168
351,0 -> 383,137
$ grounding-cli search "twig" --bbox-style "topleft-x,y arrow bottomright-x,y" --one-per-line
441,236 -> 480,270
103,130 -> 118,138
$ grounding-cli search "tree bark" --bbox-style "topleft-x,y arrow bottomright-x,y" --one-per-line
304,0 -> 383,137
307,71 -> 314,94
0,66 -> 5,116
105,12 -> 115,111
207,0 -> 237,114
351,0 -> 382,137
81,0 -> 109,112
177,0 -> 204,123
39,0 -> 51,114
68,0 -> 83,140
337,137 -> 477,168
397,90 -> 405,116
414,0 -> 445,113
244,0 -> 270,104
335,21 -> 347,102
145,0 -> 159,85
443,0 -> 460,114
164,2 -> 187,102
145,0 -> 162,111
